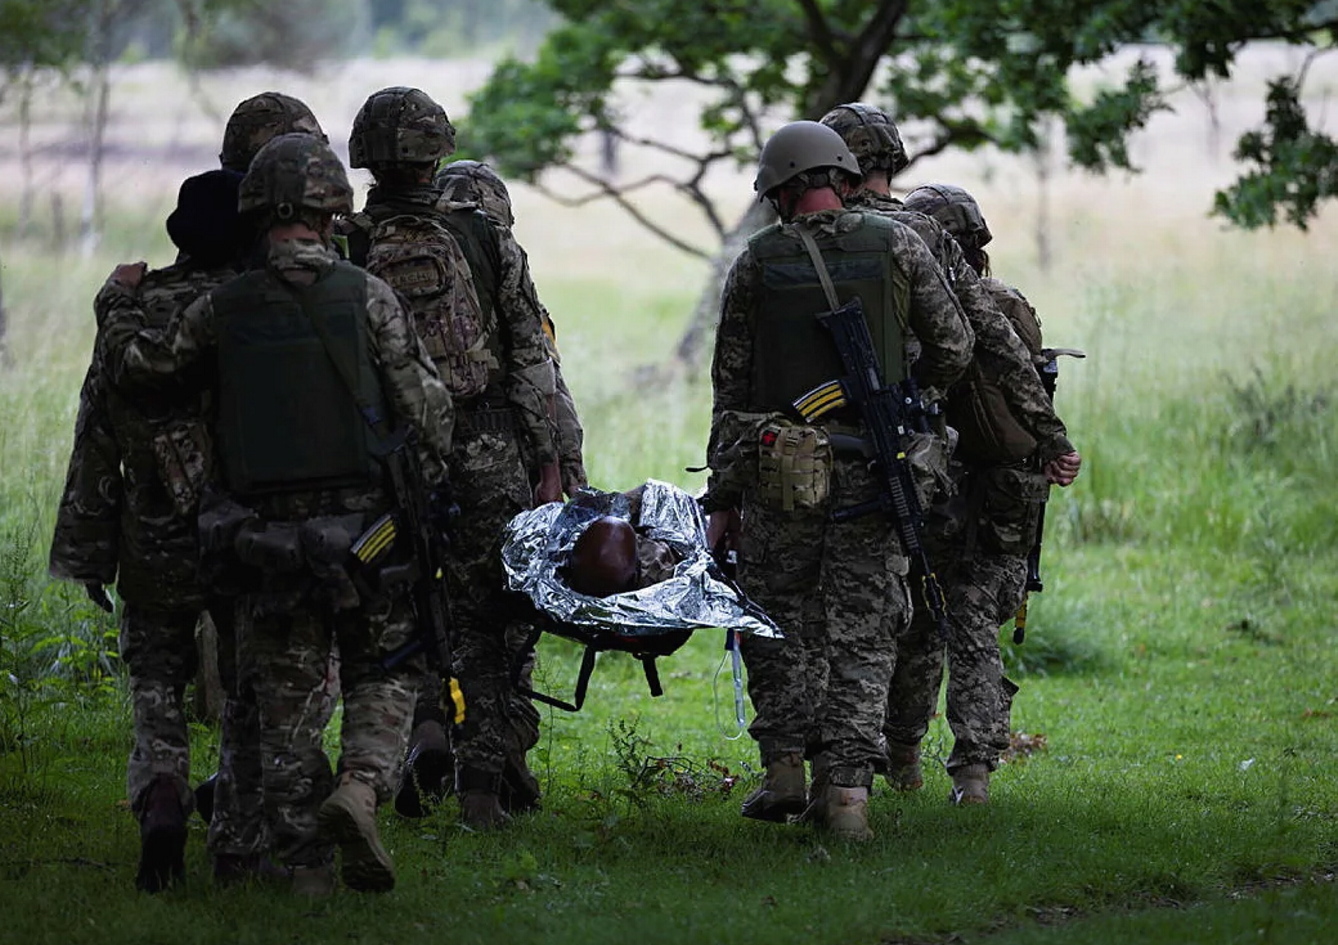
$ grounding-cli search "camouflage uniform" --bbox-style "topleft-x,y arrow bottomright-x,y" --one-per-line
51,262 -> 235,824
437,160 -> 587,495
881,189 -> 1074,785
341,91 -> 556,816
703,207 -> 973,790
101,136 -> 453,884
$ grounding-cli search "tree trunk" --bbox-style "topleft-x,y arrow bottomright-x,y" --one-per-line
17,68 -> 35,239
673,200 -> 775,373
79,57 -> 111,257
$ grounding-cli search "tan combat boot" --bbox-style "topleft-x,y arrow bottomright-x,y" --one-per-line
740,751 -> 807,822
885,744 -> 924,792
949,763 -> 990,805
317,774 -> 395,892
815,783 -> 874,842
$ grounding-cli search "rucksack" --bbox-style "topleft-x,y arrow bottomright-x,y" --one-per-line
948,278 -> 1048,464
361,211 -> 497,398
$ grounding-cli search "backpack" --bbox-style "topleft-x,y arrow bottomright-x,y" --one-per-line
948,278 -> 1048,464
361,212 -> 497,398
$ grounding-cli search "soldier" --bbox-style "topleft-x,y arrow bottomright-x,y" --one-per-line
888,182 -> 1080,804
818,103 -> 1082,803
97,133 -> 453,895
436,159 -> 587,496
50,168 -> 249,892
701,121 -> 974,840
340,87 -> 561,829
218,91 -> 326,174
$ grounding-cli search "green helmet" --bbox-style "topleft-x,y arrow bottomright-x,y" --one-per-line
753,120 -> 860,199
818,102 -> 908,176
349,86 -> 456,168
902,184 -> 993,248
219,92 -> 326,173
238,133 -> 353,219
435,159 -> 514,227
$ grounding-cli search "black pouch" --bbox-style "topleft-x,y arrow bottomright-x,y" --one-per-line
979,466 -> 1049,556
234,522 -> 304,573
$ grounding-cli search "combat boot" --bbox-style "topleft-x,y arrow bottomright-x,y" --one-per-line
885,744 -> 924,793
949,763 -> 990,806
814,783 -> 874,842
394,719 -> 453,818
135,774 -> 188,893
500,753 -> 542,816
317,774 -> 395,892
290,864 -> 336,898
457,767 -> 511,830
740,751 -> 807,822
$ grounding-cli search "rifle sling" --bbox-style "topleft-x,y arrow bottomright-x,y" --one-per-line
796,226 -> 843,313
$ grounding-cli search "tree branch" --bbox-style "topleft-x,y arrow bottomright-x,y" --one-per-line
806,0 -> 909,116
533,165 -> 713,259
795,0 -> 839,64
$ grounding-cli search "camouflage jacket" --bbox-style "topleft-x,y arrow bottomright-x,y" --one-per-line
97,238 -> 454,495
344,187 -> 558,468
848,190 -> 1073,463
49,262 -> 235,608
703,208 -> 974,512
439,195 -> 587,494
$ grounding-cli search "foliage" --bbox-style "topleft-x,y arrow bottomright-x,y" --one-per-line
178,0 -> 372,72
465,0 -> 1338,258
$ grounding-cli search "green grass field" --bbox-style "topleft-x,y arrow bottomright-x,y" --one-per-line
2,52 -> 1337,945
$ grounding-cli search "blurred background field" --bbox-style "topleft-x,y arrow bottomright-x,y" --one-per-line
0,41 -> 1335,945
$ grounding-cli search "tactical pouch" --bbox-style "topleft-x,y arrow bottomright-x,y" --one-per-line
755,420 -> 832,512
233,522 -> 304,573
949,370 -> 1039,466
979,465 -> 1050,555
151,420 -> 213,518
904,428 -> 953,512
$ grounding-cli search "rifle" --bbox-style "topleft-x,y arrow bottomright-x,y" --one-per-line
793,297 -> 951,643
1012,346 -> 1083,644
354,436 -> 454,676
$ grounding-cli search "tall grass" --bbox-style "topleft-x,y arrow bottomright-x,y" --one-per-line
1,53 -> 1337,945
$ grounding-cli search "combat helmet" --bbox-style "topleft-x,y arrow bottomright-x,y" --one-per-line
238,132 -> 353,220
436,160 -> 514,228
753,120 -> 860,199
819,102 -> 908,176
349,87 -> 456,168
219,92 -> 326,173
902,184 -> 993,248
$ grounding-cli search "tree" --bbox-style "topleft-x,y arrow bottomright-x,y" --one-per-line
462,1 -> 1338,365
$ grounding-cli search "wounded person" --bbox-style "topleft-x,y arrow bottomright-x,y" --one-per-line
502,480 -> 778,639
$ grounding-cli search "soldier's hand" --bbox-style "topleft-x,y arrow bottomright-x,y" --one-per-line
706,508 -> 741,552
84,582 -> 115,613
108,261 -> 147,290
534,461 -> 562,505
1044,451 -> 1082,487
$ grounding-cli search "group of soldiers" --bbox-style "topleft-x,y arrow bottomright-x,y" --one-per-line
47,87 -> 1078,895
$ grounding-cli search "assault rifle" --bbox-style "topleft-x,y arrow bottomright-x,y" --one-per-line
793,297 -> 951,642
1012,346 -> 1084,644
354,433 -> 454,676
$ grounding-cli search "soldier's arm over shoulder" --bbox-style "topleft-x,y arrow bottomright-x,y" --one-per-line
896,223 -> 973,392
363,273 -> 454,485
491,223 -> 558,466
98,283 -> 216,390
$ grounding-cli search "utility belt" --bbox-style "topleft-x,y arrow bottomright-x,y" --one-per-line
455,401 -> 517,438
198,493 -> 415,610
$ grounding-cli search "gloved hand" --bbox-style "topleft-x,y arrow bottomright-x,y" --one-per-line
84,582 -> 115,613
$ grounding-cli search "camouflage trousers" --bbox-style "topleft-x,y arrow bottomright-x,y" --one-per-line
237,590 -> 421,869
442,428 -> 538,780
737,457 -> 911,788
120,603 -> 200,818
884,551 -> 1025,772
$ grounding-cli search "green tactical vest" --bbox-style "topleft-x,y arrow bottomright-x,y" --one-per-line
747,212 -> 911,413
212,262 -> 388,496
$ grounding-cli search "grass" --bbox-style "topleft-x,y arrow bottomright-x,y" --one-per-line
3,52 -> 1338,945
